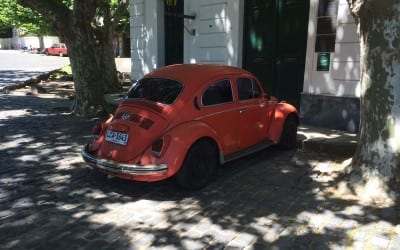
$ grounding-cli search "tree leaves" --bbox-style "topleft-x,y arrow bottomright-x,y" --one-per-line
0,0 -> 54,35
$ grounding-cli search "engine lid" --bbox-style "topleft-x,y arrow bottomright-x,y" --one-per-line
96,101 -> 169,162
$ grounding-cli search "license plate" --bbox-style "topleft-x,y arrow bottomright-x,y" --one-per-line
105,130 -> 129,145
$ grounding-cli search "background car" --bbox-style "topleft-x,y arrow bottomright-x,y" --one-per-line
45,43 -> 68,56
82,64 -> 299,189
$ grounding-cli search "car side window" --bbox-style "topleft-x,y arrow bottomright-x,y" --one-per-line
237,78 -> 261,101
202,79 -> 233,106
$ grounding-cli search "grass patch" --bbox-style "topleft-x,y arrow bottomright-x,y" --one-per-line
60,65 -> 72,74
49,65 -> 73,80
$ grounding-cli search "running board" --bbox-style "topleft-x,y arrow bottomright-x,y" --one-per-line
223,140 -> 275,164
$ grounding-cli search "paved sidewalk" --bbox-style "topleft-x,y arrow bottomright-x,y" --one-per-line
298,125 -> 358,157
0,82 -> 398,249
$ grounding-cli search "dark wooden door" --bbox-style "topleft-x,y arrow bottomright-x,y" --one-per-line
164,1 -> 184,65
243,0 -> 309,108
243,0 -> 278,95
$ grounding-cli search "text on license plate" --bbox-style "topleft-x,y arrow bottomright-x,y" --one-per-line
105,130 -> 129,145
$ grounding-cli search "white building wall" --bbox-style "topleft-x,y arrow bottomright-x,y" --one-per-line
19,36 -> 59,49
43,36 -> 60,48
0,38 -> 12,49
331,0 -> 360,97
130,0 -> 164,81
2,35 -> 59,50
130,0 -> 243,81
303,0 -> 360,97
130,0 -> 359,97
184,0 -> 243,66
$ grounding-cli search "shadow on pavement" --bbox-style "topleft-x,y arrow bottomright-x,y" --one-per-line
0,89 -> 398,249
0,70 -> 44,87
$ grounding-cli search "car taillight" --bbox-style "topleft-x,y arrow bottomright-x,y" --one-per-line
92,124 -> 102,136
152,138 -> 164,157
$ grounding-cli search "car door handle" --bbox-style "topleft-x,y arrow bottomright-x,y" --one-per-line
240,109 -> 246,114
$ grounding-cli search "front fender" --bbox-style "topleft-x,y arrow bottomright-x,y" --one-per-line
155,121 -> 221,176
268,102 -> 298,142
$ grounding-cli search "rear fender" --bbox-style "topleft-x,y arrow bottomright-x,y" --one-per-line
268,103 -> 299,142
155,121 -> 221,176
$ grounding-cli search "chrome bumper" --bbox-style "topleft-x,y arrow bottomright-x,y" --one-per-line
81,145 -> 168,175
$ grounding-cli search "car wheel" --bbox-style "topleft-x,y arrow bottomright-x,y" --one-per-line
175,139 -> 218,190
278,114 -> 298,149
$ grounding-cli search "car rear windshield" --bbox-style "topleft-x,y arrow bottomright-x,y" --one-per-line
126,78 -> 183,105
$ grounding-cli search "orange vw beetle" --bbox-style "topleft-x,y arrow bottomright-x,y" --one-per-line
82,64 -> 298,189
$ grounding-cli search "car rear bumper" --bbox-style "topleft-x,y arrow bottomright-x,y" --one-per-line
81,145 -> 168,175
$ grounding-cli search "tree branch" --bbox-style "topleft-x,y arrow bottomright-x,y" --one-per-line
111,0 -> 129,28
16,0 -> 72,32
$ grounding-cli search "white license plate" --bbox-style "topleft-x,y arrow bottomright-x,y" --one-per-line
105,130 -> 129,145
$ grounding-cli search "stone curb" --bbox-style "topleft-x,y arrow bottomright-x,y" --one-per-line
297,125 -> 358,157
302,137 -> 357,157
1,72 -> 51,93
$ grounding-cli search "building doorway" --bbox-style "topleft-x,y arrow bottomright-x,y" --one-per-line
243,0 -> 309,107
164,0 -> 184,65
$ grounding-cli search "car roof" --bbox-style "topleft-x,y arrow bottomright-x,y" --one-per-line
144,64 -> 255,85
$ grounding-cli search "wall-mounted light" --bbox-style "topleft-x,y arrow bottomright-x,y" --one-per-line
165,0 -> 178,7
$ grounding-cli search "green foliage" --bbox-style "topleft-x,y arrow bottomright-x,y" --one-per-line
49,65 -> 72,79
111,0 -> 130,35
0,0 -> 54,36
0,0 -> 129,37
60,65 -> 72,74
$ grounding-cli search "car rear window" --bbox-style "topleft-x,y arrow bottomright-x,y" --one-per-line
126,78 -> 183,105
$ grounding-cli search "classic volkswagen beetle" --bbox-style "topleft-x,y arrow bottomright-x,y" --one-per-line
82,64 -> 298,189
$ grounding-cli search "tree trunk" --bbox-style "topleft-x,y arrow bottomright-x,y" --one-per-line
38,36 -> 44,50
65,1 -> 121,116
347,0 -> 400,204
17,0 -> 121,117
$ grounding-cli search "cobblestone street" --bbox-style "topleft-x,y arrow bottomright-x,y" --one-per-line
0,82 -> 399,249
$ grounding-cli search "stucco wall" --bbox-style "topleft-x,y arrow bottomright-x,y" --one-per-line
303,0 -> 360,98
0,36 -> 59,50
19,36 -> 59,49
184,0 -> 243,66
129,0 -> 243,80
130,0 -> 164,81
301,0 -> 360,132
332,0 -> 360,97
0,38 -> 12,49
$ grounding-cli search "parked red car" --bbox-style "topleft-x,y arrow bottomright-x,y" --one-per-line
45,43 -> 68,56
82,64 -> 299,189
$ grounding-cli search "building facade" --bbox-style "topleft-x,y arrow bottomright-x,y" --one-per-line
129,0 -> 360,132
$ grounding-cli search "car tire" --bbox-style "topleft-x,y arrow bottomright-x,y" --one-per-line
278,114 -> 298,149
175,139 -> 218,190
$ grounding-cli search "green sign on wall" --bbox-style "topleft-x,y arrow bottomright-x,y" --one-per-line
317,52 -> 330,71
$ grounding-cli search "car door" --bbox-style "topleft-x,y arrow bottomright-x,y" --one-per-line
199,79 -> 240,155
236,77 -> 269,150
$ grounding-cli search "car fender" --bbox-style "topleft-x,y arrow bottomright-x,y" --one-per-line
268,102 -> 299,142
159,121 -> 221,176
